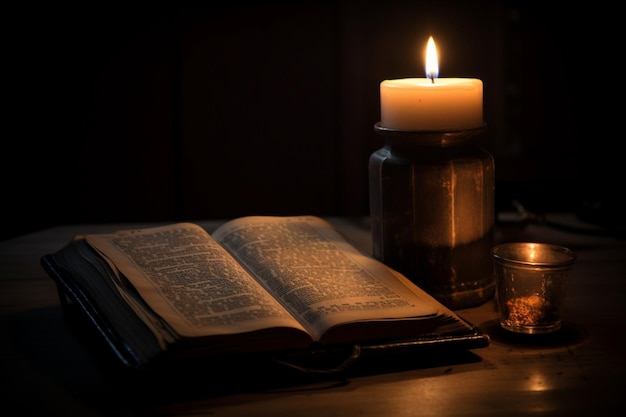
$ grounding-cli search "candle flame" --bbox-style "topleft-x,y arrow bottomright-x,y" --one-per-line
425,36 -> 439,82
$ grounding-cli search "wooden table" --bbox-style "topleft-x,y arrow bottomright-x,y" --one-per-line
1,214 -> 624,416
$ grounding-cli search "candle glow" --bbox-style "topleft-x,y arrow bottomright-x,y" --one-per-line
379,37 -> 484,131
425,36 -> 438,82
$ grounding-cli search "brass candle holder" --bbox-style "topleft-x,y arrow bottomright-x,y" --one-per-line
369,122 -> 495,309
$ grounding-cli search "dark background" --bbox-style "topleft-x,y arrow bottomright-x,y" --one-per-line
3,1 -> 620,240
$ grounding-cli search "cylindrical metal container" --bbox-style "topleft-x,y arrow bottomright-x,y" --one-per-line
369,122 -> 495,309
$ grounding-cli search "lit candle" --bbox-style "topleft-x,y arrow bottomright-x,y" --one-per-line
380,36 -> 484,131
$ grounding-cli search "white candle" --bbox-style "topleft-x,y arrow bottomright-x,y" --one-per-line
380,37 -> 484,131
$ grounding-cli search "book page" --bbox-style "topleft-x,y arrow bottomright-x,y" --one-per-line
212,216 -> 442,342
83,223 -> 309,339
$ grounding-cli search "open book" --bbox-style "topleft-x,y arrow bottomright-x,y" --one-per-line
41,216 -> 488,370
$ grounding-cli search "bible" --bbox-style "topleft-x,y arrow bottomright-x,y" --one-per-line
41,215 -> 488,371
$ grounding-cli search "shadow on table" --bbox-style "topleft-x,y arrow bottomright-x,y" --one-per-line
4,305 -> 487,411
479,318 -> 588,349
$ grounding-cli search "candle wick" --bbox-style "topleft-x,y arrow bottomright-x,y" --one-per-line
429,72 -> 435,84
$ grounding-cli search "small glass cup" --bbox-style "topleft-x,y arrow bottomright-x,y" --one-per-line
491,242 -> 576,334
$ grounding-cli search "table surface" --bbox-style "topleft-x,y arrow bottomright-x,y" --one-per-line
1,213 -> 625,416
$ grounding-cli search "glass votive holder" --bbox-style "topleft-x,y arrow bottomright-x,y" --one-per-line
491,242 -> 577,334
